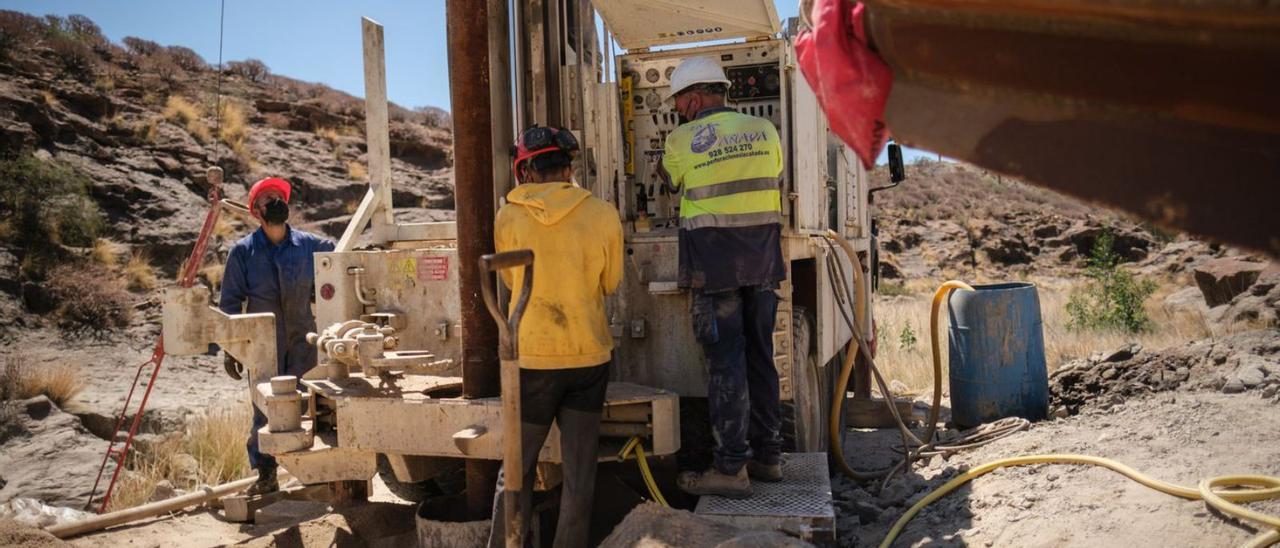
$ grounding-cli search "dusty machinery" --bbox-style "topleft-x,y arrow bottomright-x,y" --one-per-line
162,1 -> 887,543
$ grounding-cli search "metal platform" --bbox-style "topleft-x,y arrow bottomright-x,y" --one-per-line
694,452 -> 835,544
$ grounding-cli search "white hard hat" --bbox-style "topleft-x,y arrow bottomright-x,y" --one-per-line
664,56 -> 731,102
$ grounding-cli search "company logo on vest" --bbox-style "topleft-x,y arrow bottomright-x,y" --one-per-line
690,123 -> 718,154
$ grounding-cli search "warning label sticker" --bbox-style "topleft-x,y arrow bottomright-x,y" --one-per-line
418,256 -> 449,282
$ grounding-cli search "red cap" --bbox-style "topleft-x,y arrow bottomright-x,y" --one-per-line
248,177 -> 291,210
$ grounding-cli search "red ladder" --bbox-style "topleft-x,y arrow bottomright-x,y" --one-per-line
84,180 -> 224,513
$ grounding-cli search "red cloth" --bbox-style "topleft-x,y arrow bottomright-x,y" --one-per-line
795,0 -> 893,169
248,177 -> 291,209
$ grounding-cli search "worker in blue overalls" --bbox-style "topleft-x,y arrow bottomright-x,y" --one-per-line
220,177 -> 334,495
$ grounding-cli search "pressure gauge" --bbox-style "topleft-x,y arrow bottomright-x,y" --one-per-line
645,91 -> 661,110
645,68 -> 660,83
664,66 -> 675,80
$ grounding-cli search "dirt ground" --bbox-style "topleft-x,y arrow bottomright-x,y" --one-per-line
46,388 -> 1277,548
838,389 -> 1280,547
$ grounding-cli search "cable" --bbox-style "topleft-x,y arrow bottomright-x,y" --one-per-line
620,437 -> 669,507
880,454 -> 1280,548
212,0 -> 226,166
819,232 -> 1027,488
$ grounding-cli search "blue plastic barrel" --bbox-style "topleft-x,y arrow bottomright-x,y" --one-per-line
947,282 -> 1048,429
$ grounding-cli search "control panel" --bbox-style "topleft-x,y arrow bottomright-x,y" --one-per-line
726,63 -> 781,101
618,42 -> 784,229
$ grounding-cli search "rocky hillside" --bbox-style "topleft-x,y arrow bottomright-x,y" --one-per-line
0,10 -> 454,281
870,161 -> 1238,283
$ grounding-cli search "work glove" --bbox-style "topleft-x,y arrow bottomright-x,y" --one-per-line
223,353 -> 244,380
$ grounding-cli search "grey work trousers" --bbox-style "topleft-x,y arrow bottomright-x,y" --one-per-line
488,362 -> 609,548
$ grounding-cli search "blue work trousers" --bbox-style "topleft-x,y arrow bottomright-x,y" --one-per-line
692,284 -> 782,475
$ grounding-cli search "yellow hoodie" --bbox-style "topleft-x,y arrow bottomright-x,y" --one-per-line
495,182 -> 624,369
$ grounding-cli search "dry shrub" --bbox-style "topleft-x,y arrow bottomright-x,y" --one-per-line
227,58 -> 269,83
162,95 -> 209,142
106,403 -> 251,511
106,436 -> 183,511
93,73 -> 115,92
217,102 -> 248,148
47,32 -> 96,81
165,45 -> 205,72
124,251 -> 158,291
46,262 -> 133,333
0,10 -> 43,60
216,101 -> 252,168
187,404 -> 251,485
315,126 -> 340,146
134,117 -> 159,143
63,14 -> 103,46
199,262 -> 224,292
145,52 -> 181,84
90,238 -> 127,268
212,214 -> 239,240
0,356 -> 86,409
347,160 -> 367,181
122,36 -> 160,57
39,89 -> 59,108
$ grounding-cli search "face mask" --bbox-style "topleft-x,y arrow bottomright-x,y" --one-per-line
262,198 -> 289,225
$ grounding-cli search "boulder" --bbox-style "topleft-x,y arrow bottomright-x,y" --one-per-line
1194,259 -> 1267,307
0,396 -> 114,509
1099,343 -> 1142,363
1214,273 -> 1280,327
982,236 -> 1033,265
1163,286 -> 1210,317
1048,222 -> 1153,263
1032,223 -> 1061,239
1234,360 -> 1267,389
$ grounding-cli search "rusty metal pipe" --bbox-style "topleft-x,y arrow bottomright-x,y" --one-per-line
49,476 -> 257,538
447,0 -> 501,519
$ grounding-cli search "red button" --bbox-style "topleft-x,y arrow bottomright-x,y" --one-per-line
748,76 -> 756,85
321,283 -> 335,300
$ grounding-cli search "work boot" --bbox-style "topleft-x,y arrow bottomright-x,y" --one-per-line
677,466 -> 752,499
746,459 -> 783,483
246,465 -> 278,496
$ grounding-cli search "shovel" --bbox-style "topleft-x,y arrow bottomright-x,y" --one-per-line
479,249 -> 534,548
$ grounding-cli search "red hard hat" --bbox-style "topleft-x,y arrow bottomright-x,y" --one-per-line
248,177 -> 291,210
511,126 -> 579,184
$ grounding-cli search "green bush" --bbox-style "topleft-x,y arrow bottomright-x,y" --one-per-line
1066,230 -> 1158,333
0,153 -> 104,249
898,323 -> 918,350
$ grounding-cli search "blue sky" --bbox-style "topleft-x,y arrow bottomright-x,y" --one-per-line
2,0 -> 933,163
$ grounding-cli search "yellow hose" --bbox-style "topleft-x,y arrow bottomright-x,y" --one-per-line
823,230 -> 973,480
816,236 -> 1280,547
621,436 -> 669,507
881,454 -> 1280,548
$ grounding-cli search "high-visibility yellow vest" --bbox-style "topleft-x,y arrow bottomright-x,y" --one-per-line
662,108 -> 783,230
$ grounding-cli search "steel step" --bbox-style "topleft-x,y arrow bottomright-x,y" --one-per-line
694,452 -> 835,545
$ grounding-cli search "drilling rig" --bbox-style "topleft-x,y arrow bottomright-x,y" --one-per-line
161,1 -> 889,543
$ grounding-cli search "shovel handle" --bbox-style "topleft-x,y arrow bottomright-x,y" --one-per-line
479,249 -> 535,548
479,250 -> 535,361
481,249 -> 533,271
